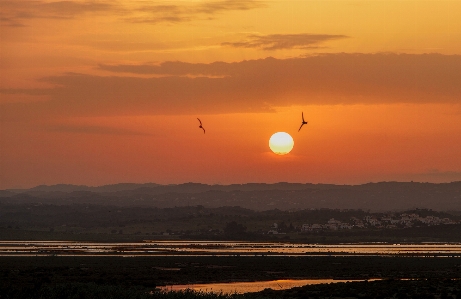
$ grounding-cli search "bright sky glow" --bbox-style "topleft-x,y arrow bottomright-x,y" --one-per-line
1,0 -> 460,188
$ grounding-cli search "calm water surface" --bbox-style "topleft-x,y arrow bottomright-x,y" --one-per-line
158,279 -> 381,294
1,241 -> 460,256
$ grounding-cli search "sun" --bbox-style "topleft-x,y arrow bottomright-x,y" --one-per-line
269,132 -> 294,155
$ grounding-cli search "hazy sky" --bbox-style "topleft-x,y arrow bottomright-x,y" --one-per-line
1,0 -> 461,188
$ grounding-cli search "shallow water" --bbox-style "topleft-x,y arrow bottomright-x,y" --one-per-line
158,279 -> 380,294
1,241 -> 460,256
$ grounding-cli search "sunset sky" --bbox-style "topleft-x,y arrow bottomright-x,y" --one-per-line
1,0 -> 461,189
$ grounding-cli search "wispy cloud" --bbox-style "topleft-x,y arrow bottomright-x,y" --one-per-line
126,0 -> 266,24
37,1 -> 115,17
0,0 -> 117,26
0,15 -> 26,27
0,0 -> 266,26
222,33 -> 349,50
98,61 -> 239,76
128,4 -> 186,24
196,0 -> 266,14
2,53 -> 461,119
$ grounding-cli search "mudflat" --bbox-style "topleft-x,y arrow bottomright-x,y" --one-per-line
2,255 -> 460,286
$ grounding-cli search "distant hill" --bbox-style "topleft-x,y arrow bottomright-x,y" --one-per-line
0,190 -> 15,197
22,183 -> 162,193
1,181 -> 461,211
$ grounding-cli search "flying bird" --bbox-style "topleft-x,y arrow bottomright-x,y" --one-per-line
298,112 -> 308,132
197,118 -> 205,134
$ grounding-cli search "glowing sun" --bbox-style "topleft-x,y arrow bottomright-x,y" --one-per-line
269,132 -> 294,155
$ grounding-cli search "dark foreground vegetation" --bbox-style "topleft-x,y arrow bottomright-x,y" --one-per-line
2,256 -> 461,298
251,278 -> 461,298
2,279 -> 461,299
0,283 -> 260,299
3,256 -> 461,284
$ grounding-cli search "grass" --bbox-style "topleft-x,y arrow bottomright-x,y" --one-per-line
0,282 -> 268,299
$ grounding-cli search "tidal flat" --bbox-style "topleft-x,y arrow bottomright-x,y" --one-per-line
2,254 -> 461,298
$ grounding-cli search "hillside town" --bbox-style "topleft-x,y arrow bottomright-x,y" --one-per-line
265,212 -> 460,235
298,212 -> 459,232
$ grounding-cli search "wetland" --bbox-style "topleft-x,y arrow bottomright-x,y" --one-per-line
2,248 -> 461,298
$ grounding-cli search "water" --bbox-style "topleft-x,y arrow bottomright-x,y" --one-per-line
1,240 -> 461,256
158,279 -> 380,294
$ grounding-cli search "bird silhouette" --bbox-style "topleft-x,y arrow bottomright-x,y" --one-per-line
197,118 -> 205,134
298,112 -> 308,132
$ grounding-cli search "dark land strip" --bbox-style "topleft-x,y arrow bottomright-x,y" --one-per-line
2,256 -> 461,297
3,255 -> 461,285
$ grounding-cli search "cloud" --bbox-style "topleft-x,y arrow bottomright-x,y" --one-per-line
0,15 -> 26,27
127,4 -> 187,24
126,0 -> 266,24
0,0 -> 266,26
37,1 -> 115,17
222,34 -> 349,50
2,53 -> 461,119
91,32 -> 347,55
0,0 -> 116,26
196,0 -> 266,14
98,61 -> 240,76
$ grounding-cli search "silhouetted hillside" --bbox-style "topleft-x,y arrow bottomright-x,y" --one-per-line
1,182 -> 460,211
1,203 -> 460,242
15,183 -> 162,193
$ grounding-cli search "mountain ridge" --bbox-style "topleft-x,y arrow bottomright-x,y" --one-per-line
1,181 -> 460,212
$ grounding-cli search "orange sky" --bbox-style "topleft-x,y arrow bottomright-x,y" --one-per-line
1,0 -> 461,188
